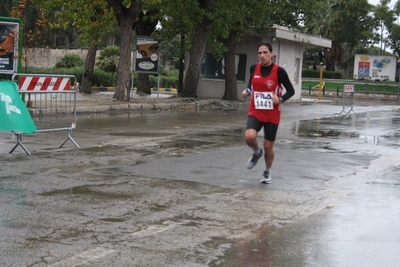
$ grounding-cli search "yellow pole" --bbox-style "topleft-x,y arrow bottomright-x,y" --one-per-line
318,62 -> 323,100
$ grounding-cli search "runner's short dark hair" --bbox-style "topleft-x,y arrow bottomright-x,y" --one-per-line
257,42 -> 273,52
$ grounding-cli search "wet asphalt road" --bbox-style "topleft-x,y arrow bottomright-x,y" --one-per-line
0,94 -> 400,267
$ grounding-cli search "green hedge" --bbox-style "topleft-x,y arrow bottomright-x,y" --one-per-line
302,69 -> 342,79
21,67 -> 179,88
302,80 -> 399,94
149,75 -> 178,88
22,67 -> 115,86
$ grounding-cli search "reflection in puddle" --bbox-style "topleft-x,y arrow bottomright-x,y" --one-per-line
160,139 -> 213,149
109,132 -> 170,137
294,110 -> 400,147
40,184 -> 136,200
209,224 -> 272,267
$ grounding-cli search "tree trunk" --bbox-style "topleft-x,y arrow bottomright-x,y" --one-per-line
134,10 -> 158,95
138,73 -> 151,94
326,41 -> 343,72
81,33 -> 98,94
114,19 -> 133,101
107,0 -> 142,101
178,35 -> 185,96
326,60 -> 335,71
181,20 -> 208,98
223,33 -> 238,101
178,55 -> 184,96
347,46 -> 354,79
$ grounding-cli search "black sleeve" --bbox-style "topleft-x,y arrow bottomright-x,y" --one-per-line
277,67 -> 295,102
247,64 -> 256,89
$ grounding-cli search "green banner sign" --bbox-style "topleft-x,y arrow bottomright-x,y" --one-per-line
0,81 -> 36,133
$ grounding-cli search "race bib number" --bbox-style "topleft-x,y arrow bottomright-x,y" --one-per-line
254,91 -> 273,110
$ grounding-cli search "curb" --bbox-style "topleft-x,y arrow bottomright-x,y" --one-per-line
90,87 -> 178,93
74,99 -> 246,114
301,89 -> 400,100
91,86 -> 114,92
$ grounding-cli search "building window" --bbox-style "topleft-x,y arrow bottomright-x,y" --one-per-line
200,53 -> 247,81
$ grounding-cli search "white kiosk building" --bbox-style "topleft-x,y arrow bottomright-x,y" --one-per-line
193,25 -> 332,100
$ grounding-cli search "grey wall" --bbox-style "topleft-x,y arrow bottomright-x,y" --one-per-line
26,48 -> 91,68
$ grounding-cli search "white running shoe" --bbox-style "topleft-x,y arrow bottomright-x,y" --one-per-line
260,170 -> 272,184
246,149 -> 263,169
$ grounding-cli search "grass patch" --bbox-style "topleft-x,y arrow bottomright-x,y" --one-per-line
302,81 -> 399,94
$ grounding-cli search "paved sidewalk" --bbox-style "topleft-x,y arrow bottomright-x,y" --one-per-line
75,91 -> 244,113
75,91 -> 334,114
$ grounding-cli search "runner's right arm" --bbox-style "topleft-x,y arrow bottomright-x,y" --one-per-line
243,64 -> 257,98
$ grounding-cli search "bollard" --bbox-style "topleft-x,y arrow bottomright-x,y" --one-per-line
323,85 -> 325,95
309,85 -> 311,94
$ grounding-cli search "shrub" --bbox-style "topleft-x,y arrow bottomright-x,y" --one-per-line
55,54 -> 84,68
24,67 -> 82,83
148,73 -> 178,89
92,69 -> 116,87
96,46 -> 119,75
302,69 -> 342,79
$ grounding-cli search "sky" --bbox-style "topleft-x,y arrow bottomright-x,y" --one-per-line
368,0 -> 395,7
367,0 -> 397,53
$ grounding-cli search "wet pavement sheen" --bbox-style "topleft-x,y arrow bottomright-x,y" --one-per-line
0,94 -> 399,266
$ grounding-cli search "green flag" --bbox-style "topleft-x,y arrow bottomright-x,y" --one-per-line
0,80 -> 36,134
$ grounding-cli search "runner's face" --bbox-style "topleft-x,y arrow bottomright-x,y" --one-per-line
258,45 -> 273,66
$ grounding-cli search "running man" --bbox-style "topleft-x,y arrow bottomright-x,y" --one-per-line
242,42 -> 295,184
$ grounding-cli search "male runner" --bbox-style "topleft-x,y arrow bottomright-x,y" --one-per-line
242,42 -> 295,184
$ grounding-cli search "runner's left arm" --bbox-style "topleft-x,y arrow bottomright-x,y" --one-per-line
278,67 -> 295,102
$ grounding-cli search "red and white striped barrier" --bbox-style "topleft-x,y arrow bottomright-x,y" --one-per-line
19,76 -> 71,92
9,73 -> 80,155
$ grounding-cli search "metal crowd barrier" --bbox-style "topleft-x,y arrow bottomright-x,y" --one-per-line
338,84 -> 356,115
10,73 -> 80,155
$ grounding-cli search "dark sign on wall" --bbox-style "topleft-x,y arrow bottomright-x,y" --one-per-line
134,36 -> 159,74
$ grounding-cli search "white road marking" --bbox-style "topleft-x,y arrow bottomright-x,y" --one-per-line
131,224 -> 175,238
131,220 -> 190,238
48,247 -> 116,267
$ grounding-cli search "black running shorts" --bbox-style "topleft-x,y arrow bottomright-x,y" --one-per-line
246,115 -> 279,141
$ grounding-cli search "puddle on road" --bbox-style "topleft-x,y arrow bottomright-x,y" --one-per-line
294,111 -> 400,147
158,129 -> 244,151
159,139 -> 213,149
81,145 -> 155,156
109,132 -> 170,137
73,110 -> 400,159
40,184 -> 133,200
99,217 -> 125,222
209,224 -> 272,267
86,109 -> 399,152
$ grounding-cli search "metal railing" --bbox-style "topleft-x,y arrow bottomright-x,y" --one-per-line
10,73 -> 80,155
338,84 -> 356,115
